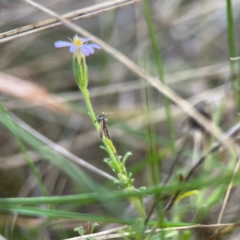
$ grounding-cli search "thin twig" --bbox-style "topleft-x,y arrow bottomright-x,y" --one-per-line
0,0 -> 140,43
64,223 -> 238,240
205,220 -> 240,240
63,225 -> 128,240
216,157 -> 240,227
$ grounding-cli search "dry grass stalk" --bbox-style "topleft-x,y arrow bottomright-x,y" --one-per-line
0,0 -> 140,43
205,220 -> 240,240
64,222 -> 239,240
0,72 -> 71,114
22,0 -> 238,158
214,157 -> 240,237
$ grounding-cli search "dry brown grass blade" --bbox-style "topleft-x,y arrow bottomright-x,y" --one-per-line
0,215 -> 125,231
2,63 -> 230,111
215,157 -> 240,231
22,0 -> 237,153
0,0 -> 140,43
64,223 -> 237,240
0,72 -> 71,114
205,221 -> 240,240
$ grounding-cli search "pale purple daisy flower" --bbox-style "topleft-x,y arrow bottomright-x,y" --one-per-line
54,34 -> 101,57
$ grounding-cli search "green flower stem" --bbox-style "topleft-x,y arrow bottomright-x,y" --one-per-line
73,56 -> 124,176
142,0 -> 175,153
81,87 -> 99,132
104,138 -> 122,171
73,55 -> 146,218
226,0 -> 236,67
80,87 -> 116,159
226,0 -> 240,109
81,87 -> 122,173
81,86 -> 146,218
142,0 -> 171,230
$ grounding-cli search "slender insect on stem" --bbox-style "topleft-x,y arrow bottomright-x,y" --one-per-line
95,112 -> 112,140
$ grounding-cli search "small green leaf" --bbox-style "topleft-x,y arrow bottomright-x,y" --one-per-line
74,226 -> 85,236
122,152 -> 132,165
175,190 -> 199,203
91,222 -> 99,233
139,186 -> 147,191
100,145 -> 108,152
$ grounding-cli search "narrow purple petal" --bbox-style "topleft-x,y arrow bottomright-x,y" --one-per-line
83,45 -> 94,54
54,41 -> 73,48
69,45 -> 77,53
82,38 -> 91,43
87,43 -> 101,49
80,47 -> 90,56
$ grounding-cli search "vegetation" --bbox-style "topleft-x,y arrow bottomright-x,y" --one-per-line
0,0 -> 240,239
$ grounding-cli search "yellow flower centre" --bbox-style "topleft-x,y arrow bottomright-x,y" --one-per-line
73,38 -> 83,47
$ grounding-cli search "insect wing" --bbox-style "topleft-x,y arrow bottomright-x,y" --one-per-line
103,120 -> 111,140
99,120 -> 104,139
